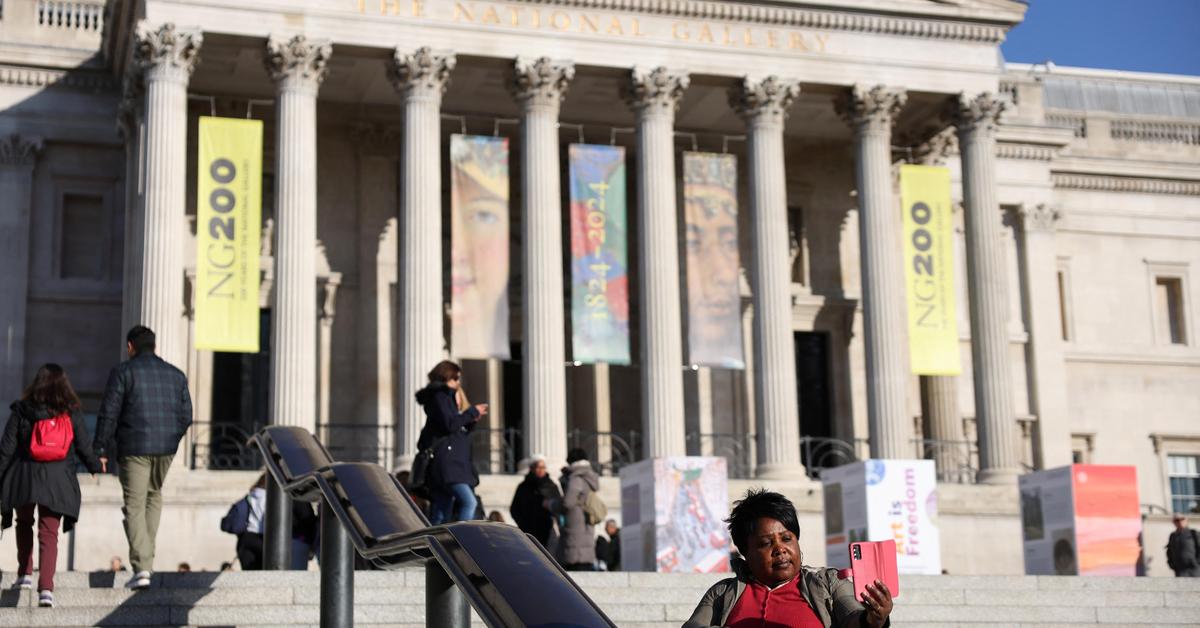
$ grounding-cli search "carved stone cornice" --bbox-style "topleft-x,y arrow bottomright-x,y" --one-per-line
836,84 -> 906,134
1018,203 -> 1061,232
511,57 -> 575,109
0,135 -> 43,168
265,35 -> 333,89
732,76 -> 801,126
0,65 -> 114,90
388,47 -> 455,97
133,23 -> 202,82
507,0 -> 1010,44
953,92 -> 1006,138
1052,173 -> 1200,196
624,66 -> 689,115
996,142 -> 1056,161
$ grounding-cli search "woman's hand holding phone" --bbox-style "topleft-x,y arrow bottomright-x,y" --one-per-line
860,579 -> 893,628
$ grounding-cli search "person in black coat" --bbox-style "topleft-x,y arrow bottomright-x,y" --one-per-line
0,364 -> 102,607
415,360 -> 488,524
510,456 -> 563,547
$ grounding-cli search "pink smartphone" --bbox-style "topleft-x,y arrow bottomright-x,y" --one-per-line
848,539 -> 900,601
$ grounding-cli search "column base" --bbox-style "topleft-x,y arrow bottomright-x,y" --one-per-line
755,462 -> 811,482
976,467 -> 1021,485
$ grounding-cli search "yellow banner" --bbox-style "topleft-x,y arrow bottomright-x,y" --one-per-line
900,165 -> 960,375
195,117 -> 262,352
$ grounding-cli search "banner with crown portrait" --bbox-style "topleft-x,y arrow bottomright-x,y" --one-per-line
450,134 -> 510,360
568,144 -> 631,364
682,152 -> 744,369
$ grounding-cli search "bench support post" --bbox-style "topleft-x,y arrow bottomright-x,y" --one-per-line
426,558 -> 470,628
319,500 -> 355,628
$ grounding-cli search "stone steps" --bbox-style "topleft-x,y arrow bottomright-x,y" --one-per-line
0,571 -> 1196,626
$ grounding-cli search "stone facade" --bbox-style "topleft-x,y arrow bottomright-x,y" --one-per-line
0,0 -> 1198,574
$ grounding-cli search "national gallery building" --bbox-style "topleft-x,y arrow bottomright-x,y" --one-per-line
0,0 -> 1198,574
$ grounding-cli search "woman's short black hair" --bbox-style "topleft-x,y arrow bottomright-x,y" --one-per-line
566,447 -> 588,464
725,488 -> 800,556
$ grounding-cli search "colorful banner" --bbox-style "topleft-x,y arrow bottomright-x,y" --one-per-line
683,152 -> 744,369
899,164 -> 960,375
569,144 -> 630,364
450,134 -> 511,360
195,117 -> 262,352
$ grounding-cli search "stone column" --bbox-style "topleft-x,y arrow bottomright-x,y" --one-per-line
118,74 -> 145,357
512,57 -> 574,469
389,48 -> 455,466
838,84 -> 910,459
0,135 -> 42,400
265,35 -> 331,431
920,376 -> 966,480
625,67 -> 689,459
133,23 -> 202,369
954,93 -> 1020,483
735,77 -> 806,479
1018,203 -> 1073,469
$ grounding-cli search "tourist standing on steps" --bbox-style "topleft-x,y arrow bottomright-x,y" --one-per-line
415,360 -> 488,524
559,448 -> 600,571
510,455 -> 562,548
0,364 -> 102,608
93,325 -> 193,590
1167,514 -> 1200,577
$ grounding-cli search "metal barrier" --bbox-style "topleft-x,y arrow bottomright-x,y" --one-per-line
250,425 -> 615,628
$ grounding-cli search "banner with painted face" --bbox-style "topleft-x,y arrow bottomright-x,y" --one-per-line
450,134 -> 510,360
568,144 -> 630,364
683,152 -> 744,369
195,116 -> 262,352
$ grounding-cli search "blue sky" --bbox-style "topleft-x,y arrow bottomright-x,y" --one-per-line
1001,0 -> 1200,76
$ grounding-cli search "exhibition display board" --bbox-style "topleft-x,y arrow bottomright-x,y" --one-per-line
822,459 -> 942,575
618,457 -> 731,573
1018,464 -> 1141,576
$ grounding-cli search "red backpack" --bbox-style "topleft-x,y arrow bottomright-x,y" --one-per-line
30,413 -> 74,462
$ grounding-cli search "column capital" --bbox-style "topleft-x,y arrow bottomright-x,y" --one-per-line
0,134 -> 43,168
1018,203 -> 1061,232
511,57 -> 574,110
265,35 -> 332,91
733,76 -> 801,126
389,47 -> 455,98
133,23 -> 202,83
952,92 -> 1007,138
624,66 -> 689,115
836,84 -> 906,133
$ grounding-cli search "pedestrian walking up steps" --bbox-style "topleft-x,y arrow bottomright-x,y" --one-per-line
0,569 -> 1197,628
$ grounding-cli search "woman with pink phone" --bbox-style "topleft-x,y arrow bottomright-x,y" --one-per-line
684,489 -> 894,628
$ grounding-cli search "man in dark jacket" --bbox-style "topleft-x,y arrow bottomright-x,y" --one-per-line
510,456 -> 562,547
93,326 -> 192,589
1166,514 -> 1200,577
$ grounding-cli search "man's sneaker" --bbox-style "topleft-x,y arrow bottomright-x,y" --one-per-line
129,571 -> 151,589
37,590 -> 53,608
12,575 -> 32,590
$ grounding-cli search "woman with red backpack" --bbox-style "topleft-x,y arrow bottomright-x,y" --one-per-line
0,364 -> 102,608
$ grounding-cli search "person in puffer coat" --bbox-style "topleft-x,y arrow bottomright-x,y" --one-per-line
415,360 -> 488,524
0,364 -> 102,608
558,448 -> 600,571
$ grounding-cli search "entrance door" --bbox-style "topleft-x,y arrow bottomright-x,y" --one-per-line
208,309 -> 271,468
795,331 -> 832,439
